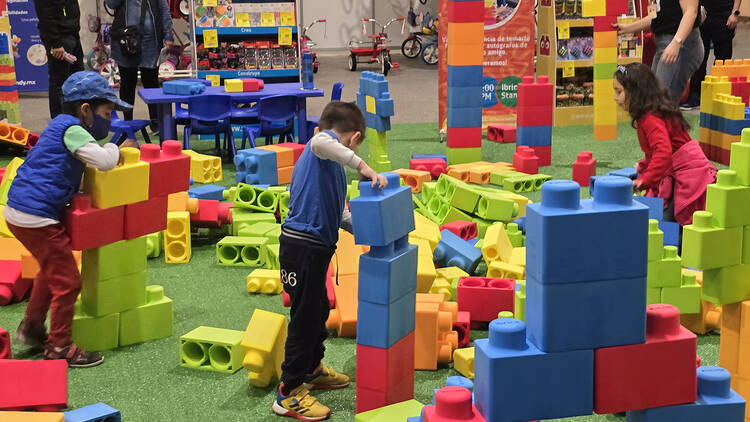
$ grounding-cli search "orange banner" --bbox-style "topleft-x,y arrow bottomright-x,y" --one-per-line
439,0 -> 535,131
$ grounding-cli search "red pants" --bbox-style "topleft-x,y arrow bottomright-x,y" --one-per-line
8,223 -> 81,348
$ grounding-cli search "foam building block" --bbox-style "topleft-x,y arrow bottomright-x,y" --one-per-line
481,222 -> 514,263
167,191 -> 199,213
64,194 -> 124,250
422,386 -> 486,422
682,211 -> 742,270
241,308 -> 287,387
0,260 -> 30,305
80,269 -> 145,317
356,331 -> 416,413
190,200 -> 232,228
701,264 -> 750,305
705,169 -> 750,228
234,148 -> 278,185
594,304 -> 697,414
139,141 -> 190,198
162,80 -> 206,95
453,347 -> 475,379
411,212 -> 442,250
216,236 -> 270,267
325,273 -> 359,337
123,195 -> 168,240
349,173 -> 414,246
230,183 -> 279,213
354,399 -> 424,422
410,158 -> 447,179
118,285 -> 173,346
64,403 -> 121,422
0,359 -> 68,411
188,184 -> 225,201
513,146 -> 539,175
165,211 -> 191,263
434,229 -> 482,274
633,196 -> 664,221
0,412 -> 65,421
180,326 -> 245,374
246,269 -> 282,294
83,148 -> 149,209
457,277 -> 514,323
71,300 -> 119,351
81,237 -> 146,282
0,157 -> 23,206
440,221 -> 477,240
145,231 -> 162,258
487,124 -> 516,143
414,295 -> 458,370
183,150 -> 222,184
474,318 -> 594,421
0,325 -> 10,359
626,366 -> 746,421
572,151 -> 596,187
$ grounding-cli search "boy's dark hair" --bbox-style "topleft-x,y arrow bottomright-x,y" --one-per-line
614,63 -> 691,132
62,98 -> 112,119
318,101 -> 366,140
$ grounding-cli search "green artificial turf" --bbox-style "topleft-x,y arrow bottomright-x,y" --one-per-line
0,115 -> 724,421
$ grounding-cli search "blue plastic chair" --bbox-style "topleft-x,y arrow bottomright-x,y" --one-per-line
175,79 -> 215,126
183,94 -> 236,157
306,82 -> 343,140
109,110 -> 151,145
240,95 -> 297,149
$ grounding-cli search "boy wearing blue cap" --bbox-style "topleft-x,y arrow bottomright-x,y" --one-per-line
4,71 -> 136,368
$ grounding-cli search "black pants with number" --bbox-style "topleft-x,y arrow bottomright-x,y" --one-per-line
688,14 -> 735,103
118,66 -> 160,122
279,233 -> 335,393
46,34 -> 84,118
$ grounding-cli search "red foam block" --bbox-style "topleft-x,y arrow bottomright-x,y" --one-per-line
513,146 -> 539,175
0,260 -> 30,305
517,104 -> 554,127
447,1 -> 485,23
0,358 -> 68,411
26,132 -> 39,148
190,199 -> 232,228
123,195 -> 168,240
530,145 -> 551,166
447,127 -> 482,149
517,75 -> 554,108
730,76 -> 750,106
242,78 -> 265,92
65,194 -> 125,250
594,304 -> 697,414
0,325 -> 9,359
572,151 -> 596,187
487,124 -> 516,143
440,221 -> 477,240
356,332 -> 415,413
139,140 -> 190,198
423,386 -> 486,422
457,277 -> 515,323
607,0 -> 629,16
275,142 -> 306,163
593,16 -> 618,32
454,311 -> 471,349
410,158 -> 447,179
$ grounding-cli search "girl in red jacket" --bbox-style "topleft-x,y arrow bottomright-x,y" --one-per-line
613,63 -> 717,225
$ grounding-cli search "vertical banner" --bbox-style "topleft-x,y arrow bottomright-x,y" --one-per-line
8,0 -> 47,92
438,0 -> 535,131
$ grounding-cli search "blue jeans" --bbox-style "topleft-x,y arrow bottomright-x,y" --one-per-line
652,28 -> 705,103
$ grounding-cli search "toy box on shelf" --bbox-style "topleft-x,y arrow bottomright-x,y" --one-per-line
191,0 -> 300,83
536,0 -> 641,126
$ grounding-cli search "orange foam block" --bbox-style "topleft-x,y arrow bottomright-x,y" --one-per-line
415,293 -> 458,370
325,273 -> 358,337
395,168 -> 432,193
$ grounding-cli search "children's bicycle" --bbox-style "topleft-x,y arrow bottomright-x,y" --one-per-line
87,1 -> 120,87
300,18 -> 326,73
158,30 -> 193,80
347,17 -> 404,76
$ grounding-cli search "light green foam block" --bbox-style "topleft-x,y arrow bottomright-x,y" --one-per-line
446,147 -> 481,165
729,128 -> 750,186
647,287 -> 662,305
647,220 -> 663,261
231,208 -> 277,236
81,236 -> 147,282
216,236 -> 270,267
119,285 -> 173,347
681,211 -> 742,270
354,400 -> 424,422
72,300 -> 119,351
661,274 -> 701,314
701,263 -> 750,305
81,270 -> 147,317
180,326 -> 245,374
705,170 -> 750,228
514,280 -> 526,322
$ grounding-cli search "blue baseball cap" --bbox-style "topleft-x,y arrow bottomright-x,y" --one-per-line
62,71 -> 133,111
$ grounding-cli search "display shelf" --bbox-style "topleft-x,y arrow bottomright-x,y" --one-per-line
555,57 -> 646,69
555,18 -> 594,28
197,69 -> 299,78
195,26 -> 297,36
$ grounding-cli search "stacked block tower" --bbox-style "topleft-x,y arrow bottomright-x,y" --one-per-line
350,172 -> 417,413
699,62 -> 750,164
69,142 -> 189,350
445,0 -> 484,165
0,16 -> 19,123
516,76 -> 554,166
584,0 -> 627,141
356,71 -> 395,172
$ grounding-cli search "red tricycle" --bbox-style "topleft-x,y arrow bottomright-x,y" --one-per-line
300,18 -> 326,73
348,17 -> 404,76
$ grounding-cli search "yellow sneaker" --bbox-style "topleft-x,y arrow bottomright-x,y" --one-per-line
303,363 -> 350,390
272,385 -> 331,421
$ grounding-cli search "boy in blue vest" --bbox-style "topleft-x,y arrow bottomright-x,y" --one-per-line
5,71 -> 136,368
273,101 -> 387,421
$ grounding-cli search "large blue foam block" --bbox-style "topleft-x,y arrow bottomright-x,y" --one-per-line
447,65 -> 484,87
525,274 -> 646,352
447,85 -> 483,108
633,196 -> 664,221
525,178 -> 649,284
234,148 -> 277,185
607,167 -> 639,180
357,288 -> 416,348
433,229 -> 483,274
365,113 -> 392,132
447,106 -> 482,128
659,220 -> 681,248
359,71 -> 389,97
359,240 -> 418,305
516,125 -> 552,147
412,153 -> 448,164
474,318 -> 594,421
64,402 -> 122,422
626,366 -> 746,421
349,173 -> 415,246
188,184 -> 226,201
162,80 -> 206,95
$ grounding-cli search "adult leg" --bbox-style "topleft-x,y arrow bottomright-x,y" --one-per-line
686,24 -> 712,105
139,67 -> 160,124
653,30 -> 704,103
709,15 -> 734,61
118,66 -> 139,120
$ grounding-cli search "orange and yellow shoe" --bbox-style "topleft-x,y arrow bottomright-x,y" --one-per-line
303,363 -> 350,390
272,385 -> 331,421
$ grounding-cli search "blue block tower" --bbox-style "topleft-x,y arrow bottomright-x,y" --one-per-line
350,172 -> 417,413
356,71 -> 395,172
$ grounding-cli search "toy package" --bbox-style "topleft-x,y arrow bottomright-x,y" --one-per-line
194,0 -> 233,27
557,37 -> 593,61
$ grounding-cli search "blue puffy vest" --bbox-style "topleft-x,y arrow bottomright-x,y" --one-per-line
283,130 -> 347,246
7,114 -> 87,221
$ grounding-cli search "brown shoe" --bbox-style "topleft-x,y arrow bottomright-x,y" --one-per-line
15,319 -> 47,350
44,343 -> 103,368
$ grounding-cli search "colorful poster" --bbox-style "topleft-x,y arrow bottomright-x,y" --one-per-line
8,0 -> 47,92
438,0 -> 535,130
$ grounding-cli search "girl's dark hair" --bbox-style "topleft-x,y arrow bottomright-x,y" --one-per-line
62,98 -> 112,119
318,101 -> 367,141
614,63 -> 691,131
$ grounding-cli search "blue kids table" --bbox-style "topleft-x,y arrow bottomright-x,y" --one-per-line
138,83 -> 324,144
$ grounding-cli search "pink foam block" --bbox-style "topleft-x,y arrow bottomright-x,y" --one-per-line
139,140 -> 191,198
457,277 -> 515,323
242,78 -> 265,92
440,221 -> 478,240
123,196 -> 168,240
487,124 -> 516,143
0,359 -> 68,411
0,260 -> 30,305
65,194 -> 125,250
572,151 -> 596,187
0,325 -> 10,359
423,386 -> 486,422
190,199 -> 232,228
410,158 -> 447,179
513,146 -> 539,175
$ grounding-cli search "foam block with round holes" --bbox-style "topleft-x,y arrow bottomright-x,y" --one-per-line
64,402 -> 122,422
457,277 -> 515,323
434,229 -> 482,274
241,308 -> 287,387
183,150 -> 222,183
415,295 -> 459,370
395,168 -> 432,193
594,304 -> 697,414
123,195 -> 168,240
410,158 -> 447,180
423,386 -> 486,422
179,326 -> 245,374
231,183 -> 280,213
216,236 -> 270,267
139,141 -> 190,198
453,310 -> 471,348
481,223 -> 513,263
165,211 -> 191,264
440,221 -> 477,241
0,358 -> 68,411
246,269 -> 282,294
118,285 -> 172,346
83,147 -> 149,209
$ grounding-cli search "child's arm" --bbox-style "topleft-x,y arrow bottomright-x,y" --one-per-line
310,133 -> 363,169
63,126 -> 124,172
635,116 -> 673,190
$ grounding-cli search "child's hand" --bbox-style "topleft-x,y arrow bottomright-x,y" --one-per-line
357,161 -> 388,189
632,179 -> 645,192
120,139 -> 139,149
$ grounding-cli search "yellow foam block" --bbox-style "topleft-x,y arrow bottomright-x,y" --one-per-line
447,22 -> 485,45
700,76 -> 731,115
447,42 -> 484,66
411,211 -> 441,250
594,103 -> 618,126
414,238 -> 438,293
593,47 -> 617,64
429,277 -> 452,301
487,260 -> 524,279
241,308 -> 288,387
482,223 -> 513,263
183,150 -> 222,183
453,347 -> 475,379
330,230 -> 364,276
167,192 -> 199,213
593,31 -> 618,48
699,127 -> 711,144
224,79 -> 244,92
0,205 -> 10,238
594,124 -> 618,141
246,269 -> 282,294
0,237 -> 26,260
83,148 -> 149,209
716,94 -> 746,120
366,95 -> 376,114
436,266 -> 469,282
165,211 -> 191,263
395,168 -> 432,193
0,156 -> 24,206
510,247 -> 526,267
0,412 -> 65,422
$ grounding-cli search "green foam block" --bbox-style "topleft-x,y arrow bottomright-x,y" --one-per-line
647,246 -> 682,288
119,285 -> 173,347
180,326 -> 245,374
471,217 -> 492,238
81,236 -> 147,282
81,270 -> 147,317
681,211 -> 743,270
437,174 -> 479,213
421,181 -> 437,203
216,236 -> 270,267
476,191 -> 518,221
647,220 -> 664,261
232,183 -> 279,213
507,223 -> 525,247
647,287 -> 662,305
744,225 -> 750,264
145,231 -> 163,259
729,129 -> 750,186
72,300 -> 119,351
446,147 -> 481,165
661,274 -> 700,314
237,222 -> 281,244
705,170 -> 750,228
701,263 -> 750,305
231,209 -> 276,236
354,400 -> 424,422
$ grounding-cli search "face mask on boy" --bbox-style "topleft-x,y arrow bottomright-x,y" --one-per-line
86,112 -> 111,140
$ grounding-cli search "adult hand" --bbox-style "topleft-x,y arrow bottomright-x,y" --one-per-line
661,41 -> 680,64
164,40 -> 174,48
50,47 -> 66,61
612,23 -> 631,34
727,13 -> 739,29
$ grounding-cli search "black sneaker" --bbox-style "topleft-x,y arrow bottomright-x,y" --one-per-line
44,343 -> 104,368
15,319 -> 47,350
679,102 -> 699,111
